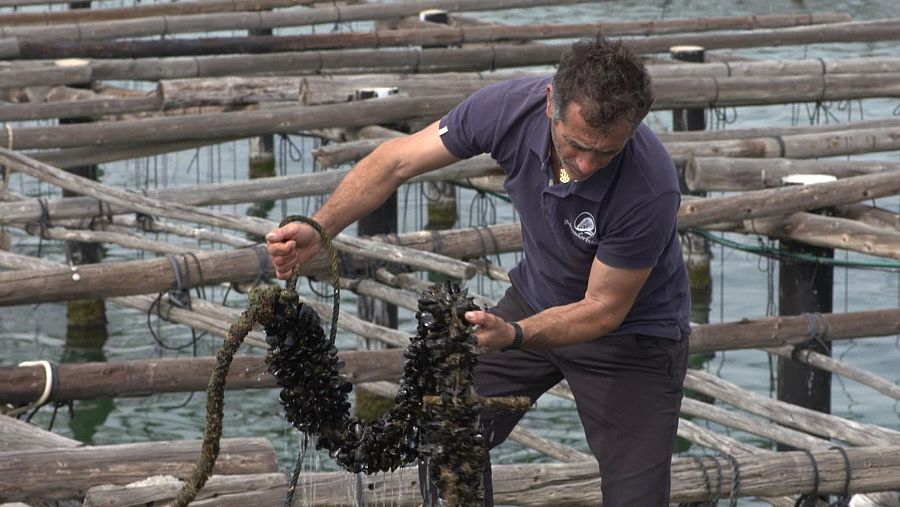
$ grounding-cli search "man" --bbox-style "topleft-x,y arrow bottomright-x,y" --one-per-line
267,34 -> 690,506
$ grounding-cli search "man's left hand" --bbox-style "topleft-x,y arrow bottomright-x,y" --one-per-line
464,311 -> 517,351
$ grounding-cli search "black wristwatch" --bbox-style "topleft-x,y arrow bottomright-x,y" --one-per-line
501,321 -> 524,352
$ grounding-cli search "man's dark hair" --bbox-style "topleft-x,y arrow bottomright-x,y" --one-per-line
551,33 -> 654,131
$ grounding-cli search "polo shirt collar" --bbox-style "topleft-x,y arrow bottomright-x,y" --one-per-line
529,114 -> 628,203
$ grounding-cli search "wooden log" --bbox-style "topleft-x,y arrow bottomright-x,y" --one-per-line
0,222 -> 523,306
0,438 -> 277,502
0,157 -> 500,222
677,171 -> 900,228
82,473 -> 288,507
680,398 -> 831,451
652,72 -> 900,109
0,95 -> 462,150
0,38 -> 17,59
0,414 -> 81,452
299,297 -> 410,347
685,157 -> 900,191
728,212 -> 900,261
242,447 -> 900,505
833,203 -> 900,232
10,12 -> 851,58
676,418 -> 761,456
2,148 -> 476,279
684,369 -> 900,446
0,0 -> 317,27
0,349 -> 406,404
689,308 -> 900,355
0,61 -> 90,89
666,126 -> 900,163
29,137 -> 241,170
0,95 -> 160,122
0,0 -> 590,42
766,346 -> 900,401
659,117 -> 900,143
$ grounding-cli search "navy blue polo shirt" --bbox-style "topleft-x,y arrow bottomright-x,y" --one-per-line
438,76 -> 690,340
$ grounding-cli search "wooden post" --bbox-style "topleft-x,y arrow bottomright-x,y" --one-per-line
61,1 -> 107,352
777,175 -> 835,451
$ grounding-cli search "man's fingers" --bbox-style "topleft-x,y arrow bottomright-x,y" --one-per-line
267,240 -> 296,257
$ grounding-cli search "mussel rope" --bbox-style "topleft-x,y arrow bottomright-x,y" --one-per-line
172,215 -> 339,507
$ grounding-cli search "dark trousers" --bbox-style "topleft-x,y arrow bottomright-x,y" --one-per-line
419,285 -> 688,506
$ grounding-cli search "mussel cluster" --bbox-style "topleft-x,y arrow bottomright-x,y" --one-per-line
260,281 -> 486,506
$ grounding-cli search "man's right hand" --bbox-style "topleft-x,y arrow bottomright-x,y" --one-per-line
265,222 -> 323,280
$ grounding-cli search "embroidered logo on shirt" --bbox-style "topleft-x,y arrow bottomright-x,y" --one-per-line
564,211 -> 599,245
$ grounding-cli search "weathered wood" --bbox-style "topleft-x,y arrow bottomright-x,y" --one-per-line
0,0 -> 590,42
769,345 -> 900,401
0,95 -> 462,150
0,223 -> 523,306
728,212 -> 900,261
685,157 -> 900,191
680,398 -> 831,451
684,369 -> 900,446
0,438 -> 277,502
0,61 -> 90,89
0,349 -> 406,405
666,126 -> 900,163
689,308 -> 900,354
0,157 -> 500,222
0,414 -> 81,452
678,170 -> 900,228
833,203 -> 900,232
244,447 -> 900,505
299,297 -> 410,347
676,418 -> 761,456
0,0 -> 317,27
82,473 -> 288,507
10,13 -> 851,58
11,66 -> 895,124
28,137 -> 240,170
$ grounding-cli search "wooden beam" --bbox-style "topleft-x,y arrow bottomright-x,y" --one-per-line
0,438 -> 277,502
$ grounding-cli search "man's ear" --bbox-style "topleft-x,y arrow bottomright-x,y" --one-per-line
545,85 -> 553,120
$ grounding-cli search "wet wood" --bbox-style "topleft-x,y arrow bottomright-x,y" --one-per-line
766,346 -> 900,401
680,398 -> 831,451
0,61 -> 91,89
83,473 -> 288,507
0,0 -> 316,27
0,348 -> 406,405
685,157 -> 900,191
678,171 -> 900,228
0,414 -> 81,452
10,12 -> 851,58
255,446 -> 900,505
0,157 -> 500,223
684,369 -> 900,446
0,95 -> 462,150
0,438 -> 277,502
0,0 -> 589,42
833,204 -> 900,232
689,308 -> 900,354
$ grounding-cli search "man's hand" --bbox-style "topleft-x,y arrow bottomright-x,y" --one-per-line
464,310 -> 518,351
265,222 -> 322,280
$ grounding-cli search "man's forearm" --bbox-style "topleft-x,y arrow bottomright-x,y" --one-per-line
312,141 -> 406,238
519,298 -> 620,348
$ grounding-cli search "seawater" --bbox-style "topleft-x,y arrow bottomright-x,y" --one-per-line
1,1 -> 899,505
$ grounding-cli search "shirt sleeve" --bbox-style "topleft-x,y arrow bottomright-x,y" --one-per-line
595,191 -> 681,269
438,83 -> 504,160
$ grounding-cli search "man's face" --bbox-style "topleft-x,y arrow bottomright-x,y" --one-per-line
545,88 -> 634,182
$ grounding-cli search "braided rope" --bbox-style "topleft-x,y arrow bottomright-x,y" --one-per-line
172,215 -> 339,507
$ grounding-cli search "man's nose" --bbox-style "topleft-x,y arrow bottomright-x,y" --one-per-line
577,154 -> 605,173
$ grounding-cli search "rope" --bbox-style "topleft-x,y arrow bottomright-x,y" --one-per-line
17,360 -> 55,407
795,449 -> 822,507
828,446 -> 853,507
723,453 -> 741,507
172,215 -> 340,507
